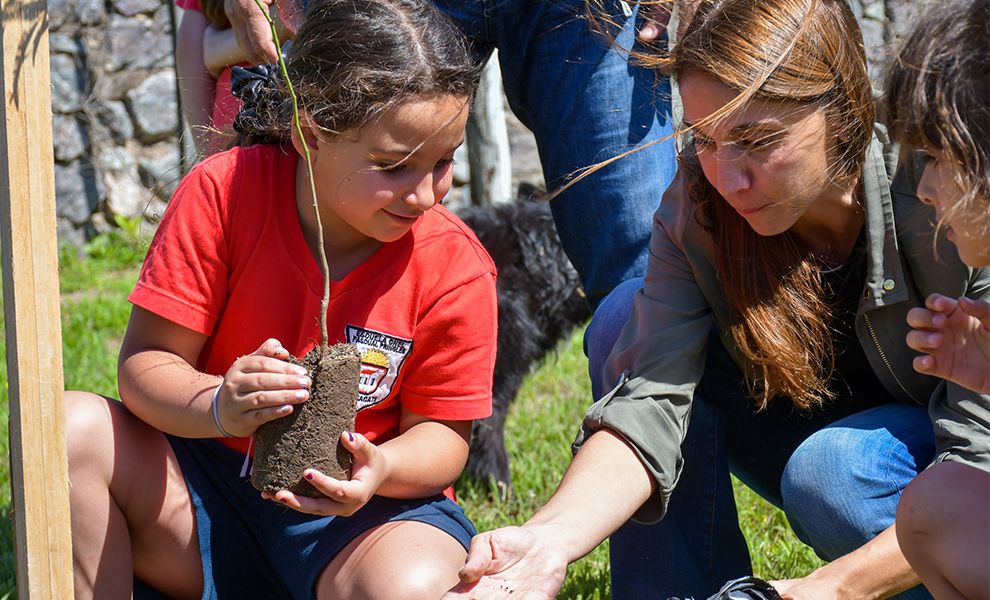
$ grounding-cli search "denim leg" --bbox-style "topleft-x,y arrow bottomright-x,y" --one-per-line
610,339 -> 757,599
781,403 -> 935,600
585,277 -> 644,398
488,0 -> 677,309
431,0 -> 500,66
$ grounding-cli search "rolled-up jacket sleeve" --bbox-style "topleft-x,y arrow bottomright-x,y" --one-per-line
573,172 -> 714,524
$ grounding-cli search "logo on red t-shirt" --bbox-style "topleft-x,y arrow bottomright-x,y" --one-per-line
346,325 -> 413,410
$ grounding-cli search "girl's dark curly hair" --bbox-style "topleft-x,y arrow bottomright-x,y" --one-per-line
235,0 -> 482,146
885,0 -> 990,239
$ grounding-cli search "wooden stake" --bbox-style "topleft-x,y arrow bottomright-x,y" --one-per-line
0,0 -> 75,597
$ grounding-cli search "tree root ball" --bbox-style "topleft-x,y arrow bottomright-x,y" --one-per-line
251,343 -> 360,497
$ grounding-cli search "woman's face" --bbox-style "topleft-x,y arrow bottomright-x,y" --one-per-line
916,152 -> 990,267
680,72 -> 846,238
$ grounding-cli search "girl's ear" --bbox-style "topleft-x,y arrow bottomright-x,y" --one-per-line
290,113 -> 322,158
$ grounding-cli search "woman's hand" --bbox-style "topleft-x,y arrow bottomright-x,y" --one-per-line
264,431 -> 389,516
214,338 -> 311,437
442,526 -> 569,599
770,575 -> 843,600
906,293 -> 990,393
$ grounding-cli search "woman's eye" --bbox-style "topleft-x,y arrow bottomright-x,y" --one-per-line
377,163 -> 407,174
435,158 -> 455,171
692,135 -> 714,150
737,134 -> 778,151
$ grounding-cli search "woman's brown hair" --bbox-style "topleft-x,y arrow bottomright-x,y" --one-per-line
673,0 -> 874,410
885,0 -> 990,239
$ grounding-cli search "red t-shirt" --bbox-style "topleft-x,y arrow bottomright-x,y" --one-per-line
129,145 -> 497,460
176,0 -> 242,130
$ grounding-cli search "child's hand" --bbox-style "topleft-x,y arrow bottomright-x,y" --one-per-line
263,431 -> 389,516
214,338 -> 311,436
906,293 -> 990,394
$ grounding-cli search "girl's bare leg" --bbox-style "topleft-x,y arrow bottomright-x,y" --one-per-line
66,390 -> 203,599
897,461 -> 990,600
316,520 -> 467,600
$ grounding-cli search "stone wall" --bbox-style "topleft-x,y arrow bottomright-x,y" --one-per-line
852,0 -> 920,84
49,0 -> 181,247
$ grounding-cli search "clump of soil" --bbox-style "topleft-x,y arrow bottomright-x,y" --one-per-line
251,343 -> 359,497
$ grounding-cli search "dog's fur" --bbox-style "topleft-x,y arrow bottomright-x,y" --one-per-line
455,191 -> 591,490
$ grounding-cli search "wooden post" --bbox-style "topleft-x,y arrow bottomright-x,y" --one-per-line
0,0 -> 75,597
466,51 -> 512,206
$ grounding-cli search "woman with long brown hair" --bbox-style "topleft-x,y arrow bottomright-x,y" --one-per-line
443,0 -> 989,598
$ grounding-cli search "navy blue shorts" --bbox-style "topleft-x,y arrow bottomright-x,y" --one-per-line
135,436 -> 476,599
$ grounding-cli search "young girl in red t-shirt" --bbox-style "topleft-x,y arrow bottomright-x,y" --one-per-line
66,1 -> 495,597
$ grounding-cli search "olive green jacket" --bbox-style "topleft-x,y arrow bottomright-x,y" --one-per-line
574,133 -> 990,523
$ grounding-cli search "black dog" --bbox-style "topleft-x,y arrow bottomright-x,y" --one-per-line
455,191 -> 591,491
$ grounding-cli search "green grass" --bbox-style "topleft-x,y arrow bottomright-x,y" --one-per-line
0,231 -> 822,597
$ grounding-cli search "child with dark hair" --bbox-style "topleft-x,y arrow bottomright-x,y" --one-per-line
66,0 -> 494,597
884,1 -> 990,597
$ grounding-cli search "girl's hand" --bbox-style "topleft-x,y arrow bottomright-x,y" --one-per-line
264,431 -> 389,516
442,526 -> 569,599
215,338 -> 311,436
906,294 -> 990,393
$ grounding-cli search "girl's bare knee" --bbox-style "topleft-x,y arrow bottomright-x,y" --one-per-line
318,522 -> 466,600
65,391 -> 117,464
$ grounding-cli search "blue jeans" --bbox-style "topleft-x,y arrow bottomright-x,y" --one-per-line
586,278 -> 935,599
431,0 -> 678,309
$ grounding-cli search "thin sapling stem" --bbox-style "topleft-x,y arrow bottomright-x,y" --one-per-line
254,0 -> 331,351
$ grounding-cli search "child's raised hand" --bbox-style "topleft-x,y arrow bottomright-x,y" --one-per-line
214,338 -> 311,436
264,431 -> 388,516
906,293 -> 990,393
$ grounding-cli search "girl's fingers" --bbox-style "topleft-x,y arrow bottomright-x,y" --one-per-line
913,354 -> 936,375
906,307 -> 943,330
925,293 -> 957,314
341,430 -> 371,458
459,534 -> 496,582
252,337 -> 289,358
247,403 -> 297,424
303,466 -> 371,504
958,296 -> 990,327
905,330 -> 942,352
245,370 -> 311,393
239,355 -> 308,376
269,487 -> 354,516
302,468 -> 347,499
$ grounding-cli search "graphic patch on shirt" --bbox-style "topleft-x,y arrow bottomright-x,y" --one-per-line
345,325 -> 413,411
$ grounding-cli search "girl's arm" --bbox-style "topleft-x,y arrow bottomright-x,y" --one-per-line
176,9 -> 216,158
203,26 -> 248,79
118,307 -> 310,437
375,409 -> 472,498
